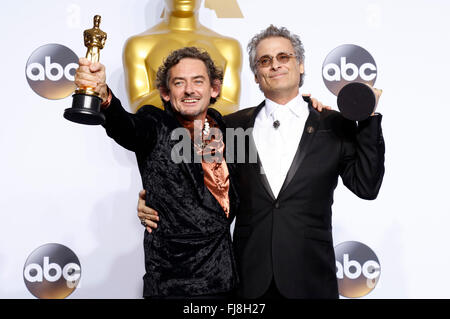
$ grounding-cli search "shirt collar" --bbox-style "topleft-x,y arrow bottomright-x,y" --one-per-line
264,93 -> 307,119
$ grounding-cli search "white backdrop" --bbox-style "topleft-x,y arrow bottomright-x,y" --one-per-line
1,0 -> 450,298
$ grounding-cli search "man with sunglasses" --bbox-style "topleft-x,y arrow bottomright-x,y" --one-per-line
139,25 -> 385,299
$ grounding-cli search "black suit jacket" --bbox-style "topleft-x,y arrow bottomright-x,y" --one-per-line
224,98 -> 385,298
102,92 -> 239,297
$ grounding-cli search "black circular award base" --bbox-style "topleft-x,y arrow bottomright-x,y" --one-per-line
337,82 -> 376,121
64,93 -> 105,125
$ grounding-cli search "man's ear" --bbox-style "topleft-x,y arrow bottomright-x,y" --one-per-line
159,86 -> 170,102
254,73 -> 259,84
299,63 -> 304,75
211,79 -> 221,98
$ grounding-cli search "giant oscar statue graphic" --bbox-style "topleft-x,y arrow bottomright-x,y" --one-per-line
64,15 -> 107,125
123,0 -> 242,115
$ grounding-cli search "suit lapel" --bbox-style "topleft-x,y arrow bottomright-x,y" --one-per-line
247,101 -> 276,201
279,104 -> 320,195
253,144 -> 276,201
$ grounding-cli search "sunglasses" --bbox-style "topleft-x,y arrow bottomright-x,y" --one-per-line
256,52 -> 296,68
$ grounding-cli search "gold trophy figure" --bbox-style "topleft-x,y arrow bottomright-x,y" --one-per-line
123,0 -> 242,114
64,15 -> 107,125
84,15 -> 107,64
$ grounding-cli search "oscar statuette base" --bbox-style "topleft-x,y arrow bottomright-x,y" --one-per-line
64,92 -> 105,125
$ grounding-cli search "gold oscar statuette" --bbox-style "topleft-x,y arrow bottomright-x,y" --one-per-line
64,15 -> 107,125
123,0 -> 242,115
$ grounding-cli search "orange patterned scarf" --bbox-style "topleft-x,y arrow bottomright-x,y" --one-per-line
177,114 -> 230,218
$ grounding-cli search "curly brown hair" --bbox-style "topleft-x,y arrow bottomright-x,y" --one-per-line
156,47 -> 224,107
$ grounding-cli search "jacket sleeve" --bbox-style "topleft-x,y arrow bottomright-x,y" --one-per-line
101,90 -> 157,153
339,114 -> 385,200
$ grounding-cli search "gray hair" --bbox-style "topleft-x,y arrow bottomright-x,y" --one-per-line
247,25 -> 305,87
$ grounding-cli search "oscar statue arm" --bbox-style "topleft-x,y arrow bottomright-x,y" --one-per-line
214,38 -> 242,115
122,36 -> 160,113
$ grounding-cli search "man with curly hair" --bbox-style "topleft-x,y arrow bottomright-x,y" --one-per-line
75,47 -> 239,299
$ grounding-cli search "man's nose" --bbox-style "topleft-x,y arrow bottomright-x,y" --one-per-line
271,57 -> 282,70
184,81 -> 195,95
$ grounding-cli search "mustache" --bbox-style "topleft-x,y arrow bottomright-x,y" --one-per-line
268,72 -> 288,78
182,94 -> 201,99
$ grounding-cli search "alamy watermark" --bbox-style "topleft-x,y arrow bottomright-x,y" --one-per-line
170,120 -> 258,164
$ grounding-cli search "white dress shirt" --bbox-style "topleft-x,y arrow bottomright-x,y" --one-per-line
252,94 -> 309,198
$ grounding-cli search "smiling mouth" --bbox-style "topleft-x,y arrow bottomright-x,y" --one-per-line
269,73 -> 287,79
182,98 -> 200,104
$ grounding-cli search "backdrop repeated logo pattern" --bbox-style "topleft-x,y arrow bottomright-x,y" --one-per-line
23,243 -> 81,299
20,39 -> 384,297
322,44 -> 377,96
334,241 -> 381,298
25,44 -> 78,100
21,43 -> 382,299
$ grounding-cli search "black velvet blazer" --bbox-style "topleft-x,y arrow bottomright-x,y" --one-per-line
102,92 -> 239,297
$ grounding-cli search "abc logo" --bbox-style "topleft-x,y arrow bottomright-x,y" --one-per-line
23,243 -> 81,299
26,44 -> 78,100
322,44 -> 377,96
334,241 -> 380,298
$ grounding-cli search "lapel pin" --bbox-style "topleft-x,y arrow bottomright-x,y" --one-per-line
307,126 -> 314,134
